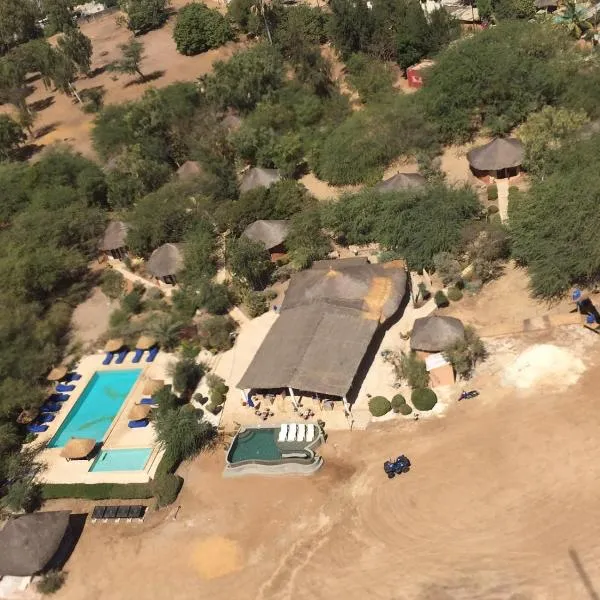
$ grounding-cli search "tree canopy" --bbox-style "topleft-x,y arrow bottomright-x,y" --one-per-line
174,2 -> 233,56
119,0 -> 170,34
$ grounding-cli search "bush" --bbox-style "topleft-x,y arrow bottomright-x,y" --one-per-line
368,396 -> 392,417
121,287 -> 144,314
170,358 -> 205,396
345,53 -> 395,103
411,388 -> 437,411
101,269 -> 125,299
399,352 -> 430,389
207,373 -> 229,406
433,252 -> 462,286
245,291 -> 268,318
487,184 -> 498,201
399,403 -> 413,415
37,571 -> 66,595
447,286 -> 463,302
434,290 -> 449,308
42,482 -> 154,500
174,3 -> 234,56
152,473 -> 184,507
443,325 -> 486,379
197,315 -> 237,352
391,393 -> 406,413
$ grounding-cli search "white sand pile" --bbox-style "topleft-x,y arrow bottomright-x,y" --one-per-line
502,344 -> 586,390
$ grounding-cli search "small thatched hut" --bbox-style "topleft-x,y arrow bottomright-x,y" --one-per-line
99,221 -> 128,259
0,511 -> 72,576
374,172 -> 426,192
535,0 -> 558,11
410,315 -> 465,352
147,243 -> 184,284
467,138 -> 524,182
239,167 -> 281,194
242,219 -> 290,260
176,161 -> 203,181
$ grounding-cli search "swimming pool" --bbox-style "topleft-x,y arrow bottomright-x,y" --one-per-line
48,369 -> 142,448
89,448 -> 152,472
228,428 -> 282,463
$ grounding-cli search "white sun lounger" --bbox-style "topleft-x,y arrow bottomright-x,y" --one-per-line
278,424 -> 288,442
286,423 -> 297,442
296,423 -> 306,442
306,424 -> 315,442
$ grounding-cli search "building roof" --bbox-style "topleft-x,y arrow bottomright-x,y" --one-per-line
238,261 -> 407,397
176,160 -> 203,181
374,172 -> 427,192
535,0 -> 557,7
410,315 -> 465,352
239,168 -> 281,194
312,257 -> 369,270
242,220 -> 290,250
99,221 -> 128,251
467,138 -> 524,171
146,243 -> 184,278
0,511 -> 70,576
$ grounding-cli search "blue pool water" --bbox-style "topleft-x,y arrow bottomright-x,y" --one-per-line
89,448 -> 152,472
48,369 -> 142,448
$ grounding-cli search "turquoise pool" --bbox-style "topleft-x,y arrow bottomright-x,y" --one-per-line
229,428 -> 282,463
48,369 -> 142,448
89,448 -> 152,472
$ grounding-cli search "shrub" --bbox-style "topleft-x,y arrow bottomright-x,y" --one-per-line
434,290 -> 449,308
121,287 -> 144,314
101,269 -> 125,299
152,473 -> 184,507
433,252 -> 462,286
345,53 -> 395,103
391,393 -> 406,413
197,315 -> 237,352
368,396 -> 392,417
37,571 -> 66,595
170,358 -> 205,396
399,403 -> 413,415
174,3 -> 234,56
447,286 -> 463,302
245,291 -> 268,318
487,184 -> 498,201
399,352 -> 430,389
443,325 -> 486,379
207,373 -> 229,406
411,388 -> 437,411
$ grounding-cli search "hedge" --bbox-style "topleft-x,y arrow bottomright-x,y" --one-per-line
411,388 -> 438,411
369,396 -> 391,417
447,286 -> 463,302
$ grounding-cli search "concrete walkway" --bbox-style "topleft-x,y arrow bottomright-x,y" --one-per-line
497,179 -> 509,222
109,260 -> 175,298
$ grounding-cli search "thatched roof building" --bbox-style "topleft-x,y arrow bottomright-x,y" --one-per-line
534,0 -> 557,7
467,138 -> 524,172
0,511 -> 71,576
176,161 -> 203,181
238,259 -> 407,398
374,172 -> 426,192
410,315 -> 465,352
147,243 -> 184,280
239,167 -> 281,193
99,221 -> 128,253
242,220 -> 290,251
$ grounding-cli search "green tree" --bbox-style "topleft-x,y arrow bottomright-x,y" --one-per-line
197,315 -> 237,352
286,209 -> 330,269
443,326 -> 486,379
42,0 -> 75,34
0,0 -> 39,54
120,0 -> 170,34
146,314 -> 184,350
346,53 -> 395,103
1,445 -> 46,513
108,39 -> 146,81
174,2 -> 233,56
0,115 -> 25,162
57,27 -> 93,76
169,357 -> 205,396
227,236 -> 274,290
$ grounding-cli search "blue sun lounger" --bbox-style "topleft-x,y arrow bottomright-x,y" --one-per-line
48,393 -> 69,403
146,347 -> 159,363
55,383 -> 75,392
40,402 -> 62,413
139,397 -> 156,405
128,419 -> 148,428
131,349 -> 144,363
64,372 -> 82,382
115,349 -> 128,364
103,352 -> 114,365
37,413 -> 55,424
27,424 -> 48,433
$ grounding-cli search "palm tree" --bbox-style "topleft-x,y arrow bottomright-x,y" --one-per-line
146,315 -> 184,351
554,1 -> 593,38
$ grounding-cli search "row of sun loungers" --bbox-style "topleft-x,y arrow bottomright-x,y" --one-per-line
277,423 -> 316,443
103,346 -> 159,366
91,505 -> 146,523
26,374 -> 81,434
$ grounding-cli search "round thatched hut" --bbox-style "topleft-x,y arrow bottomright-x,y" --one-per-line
410,315 -> 465,352
99,221 -> 128,259
374,172 -> 426,192
467,138 -> 524,182
147,243 -> 184,284
239,167 -> 281,194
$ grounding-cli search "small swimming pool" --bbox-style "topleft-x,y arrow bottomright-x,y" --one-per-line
48,369 -> 142,448
89,448 -> 152,472
228,428 -> 282,463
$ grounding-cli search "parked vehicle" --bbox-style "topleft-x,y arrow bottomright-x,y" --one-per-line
458,390 -> 479,401
383,455 -> 411,479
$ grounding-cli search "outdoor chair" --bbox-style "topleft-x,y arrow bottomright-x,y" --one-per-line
278,424 -> 288,442
91,506 -> 107,523
115,349 -> 128,364
115,506 -> 130,522
102,352 -> 114,365
146,347 -> 159,362
48,393 -> 69,402
103,506 -> 118,522
55,383 -> 75,392
40,402 -> 62,414
132,349 -> 144,363
139,397 -> 156,405
306,424 -> 315,442
37,413 -> 55,424
127,505 -> 145,522
128,418 -> 149,428
27,424 -> 48,433
64,372 -> 82,382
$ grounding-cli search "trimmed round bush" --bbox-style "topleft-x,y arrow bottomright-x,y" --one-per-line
368,396 -> 392,417
411,388 -> 438,411
174,3 -> 234,56
391,393 -> 406,413
487,184 -> 498,201
447,286 -> 463,302
434,290 -> 449,308
399,403 -> 413,415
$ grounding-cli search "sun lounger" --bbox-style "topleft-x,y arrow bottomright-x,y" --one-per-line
103,506 -> 118,522
146,346 -> 159,363
55,383 -> 75,392
64,372 -> 82,382
102,352 -> 114,365
306,424 -> 315,442
27,424 -> 48,433
37,413 -> 55,424
278,424 -> 288,442
91,506 -> 107,523
132,349 -> 144,363
40,402 -> 62,413
48,393 -> 69,403
139,397 -> 156,405
115,349 -> 128,364
115,505 -> 130,522
127,505 -> 146,522
286,423 -> 297,442
296,423 -> 306,442
128,418 -> 149,428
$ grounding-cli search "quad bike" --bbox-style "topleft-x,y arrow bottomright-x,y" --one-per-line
383,455 -> 411,479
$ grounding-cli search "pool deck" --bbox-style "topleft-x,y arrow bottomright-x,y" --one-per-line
34,351 -> 175,484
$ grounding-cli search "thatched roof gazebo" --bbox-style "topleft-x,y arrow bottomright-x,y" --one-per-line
239,167 -> 281,194
374,172 -> 426,192
0,511 -> 71,576
146,243 -> 184,284
47,366 -> 68,382
143,378 -> 164,395
105,338 -> 124,352
535,0 -> 558,9
242,220 -> 290,256
467,138 -> 524,180
410,315 -> 465,352
176,161 -> 203,181
136,335 -> 156,350
99,221 -> 128,259
60,438 -> 96,461
128,404 -> 151,421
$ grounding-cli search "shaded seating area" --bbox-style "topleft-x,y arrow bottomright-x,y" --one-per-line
242,219 -> 290,261
127,404 -> 151,428
60,438 -> 97,462
103,338 -> 124,365
239,167 -> 281,193
133,335 -> 158,363
99,220 -> 128,260
467,137 -> 524,182
374,172 -> 426,192
146,243 -> 184,285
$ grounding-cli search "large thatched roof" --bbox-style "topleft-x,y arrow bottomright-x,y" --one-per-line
467,138 -> 524,171
242,220 -> 290,250
374,172 -> 426,192
176,161 -> 203,181
238,260 -> 407,397
410,315 -> 465,352
535,0 -> 557,7
239,167 -> 281,193
99,221 -> 128,251
147,243 -> 184,278
0,511 -> 70,576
